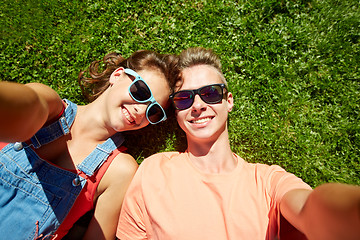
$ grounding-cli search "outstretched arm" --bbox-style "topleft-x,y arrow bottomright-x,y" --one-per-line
280,183 -> 360,240
0,81 -> 63,142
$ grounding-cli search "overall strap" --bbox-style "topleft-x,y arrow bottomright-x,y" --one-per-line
77,133 -> 125,177
30,99 -> 77,149
53,145 -> 127,239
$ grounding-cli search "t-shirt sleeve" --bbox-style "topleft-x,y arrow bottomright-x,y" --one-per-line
265,165 -> 312,238
116,164 -> 149,240
266,165 -> 312,202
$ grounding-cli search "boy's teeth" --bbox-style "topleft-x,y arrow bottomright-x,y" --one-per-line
192,117 -> 211,124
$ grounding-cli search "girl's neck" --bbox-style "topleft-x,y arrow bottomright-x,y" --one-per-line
73,102 -> 115,143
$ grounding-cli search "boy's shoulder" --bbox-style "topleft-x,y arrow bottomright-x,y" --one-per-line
143,151 -> 182,164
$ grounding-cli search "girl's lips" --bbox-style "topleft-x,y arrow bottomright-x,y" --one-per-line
122,107 -> 135,124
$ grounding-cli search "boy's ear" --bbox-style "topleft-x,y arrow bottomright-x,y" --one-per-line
226,92 -> 234,112
109,67 -> 125,84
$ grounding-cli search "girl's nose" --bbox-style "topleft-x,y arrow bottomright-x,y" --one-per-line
133,104 -> 148,122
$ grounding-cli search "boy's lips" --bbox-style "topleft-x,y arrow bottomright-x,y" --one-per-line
189,116 -> 214,124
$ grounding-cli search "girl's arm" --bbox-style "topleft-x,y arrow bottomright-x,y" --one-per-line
0,81 -> 63,142
83,153 -> 138,240
280,183 -> 360,240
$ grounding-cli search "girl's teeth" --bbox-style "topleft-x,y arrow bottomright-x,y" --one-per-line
123,108 -> 134,123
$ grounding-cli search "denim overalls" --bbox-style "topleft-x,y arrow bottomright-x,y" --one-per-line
0,99 -> 124,239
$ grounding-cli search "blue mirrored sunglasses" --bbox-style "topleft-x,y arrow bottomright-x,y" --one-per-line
124,68 -> 167,124
169,84 -> 226,110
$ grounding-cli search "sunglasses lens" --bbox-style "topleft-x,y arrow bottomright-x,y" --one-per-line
130,80 -> 152,102
172,84 -> 225,110
147,104 -> 165,124
172,91 -> 193,110
200,85 -> 223,103
125,69 -> 167,124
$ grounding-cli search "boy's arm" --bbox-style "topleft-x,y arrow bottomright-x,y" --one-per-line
0,81 -> 63,142
280,183 -> 360,240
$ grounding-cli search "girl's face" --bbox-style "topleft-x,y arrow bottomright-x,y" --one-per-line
106,67 -> 170,132
175,65 -> 233,143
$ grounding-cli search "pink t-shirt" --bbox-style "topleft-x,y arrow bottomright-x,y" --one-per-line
117,152 -> 311,240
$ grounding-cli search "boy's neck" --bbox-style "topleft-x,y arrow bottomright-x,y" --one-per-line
186,130 -> 237,174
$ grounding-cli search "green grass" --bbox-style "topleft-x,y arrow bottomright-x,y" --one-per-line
1,0 -> 359,187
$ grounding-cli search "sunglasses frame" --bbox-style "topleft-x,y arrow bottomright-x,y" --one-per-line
169,83 -> 227,110
124,68 -> 167,124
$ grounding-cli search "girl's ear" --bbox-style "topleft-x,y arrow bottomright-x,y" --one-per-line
109,67 -> 125,85
226,92 -> 234,112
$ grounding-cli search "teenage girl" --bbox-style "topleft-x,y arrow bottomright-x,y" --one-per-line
0,50 -> 178,239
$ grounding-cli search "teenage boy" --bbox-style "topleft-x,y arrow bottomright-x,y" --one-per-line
117,47 -> 360,240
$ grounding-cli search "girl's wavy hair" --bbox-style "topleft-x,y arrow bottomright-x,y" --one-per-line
78,50 -> 179,102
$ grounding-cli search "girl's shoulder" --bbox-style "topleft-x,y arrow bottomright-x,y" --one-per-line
98,152 -> 138,191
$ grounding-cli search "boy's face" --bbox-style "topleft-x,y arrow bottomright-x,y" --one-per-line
175,65 -> 233,143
